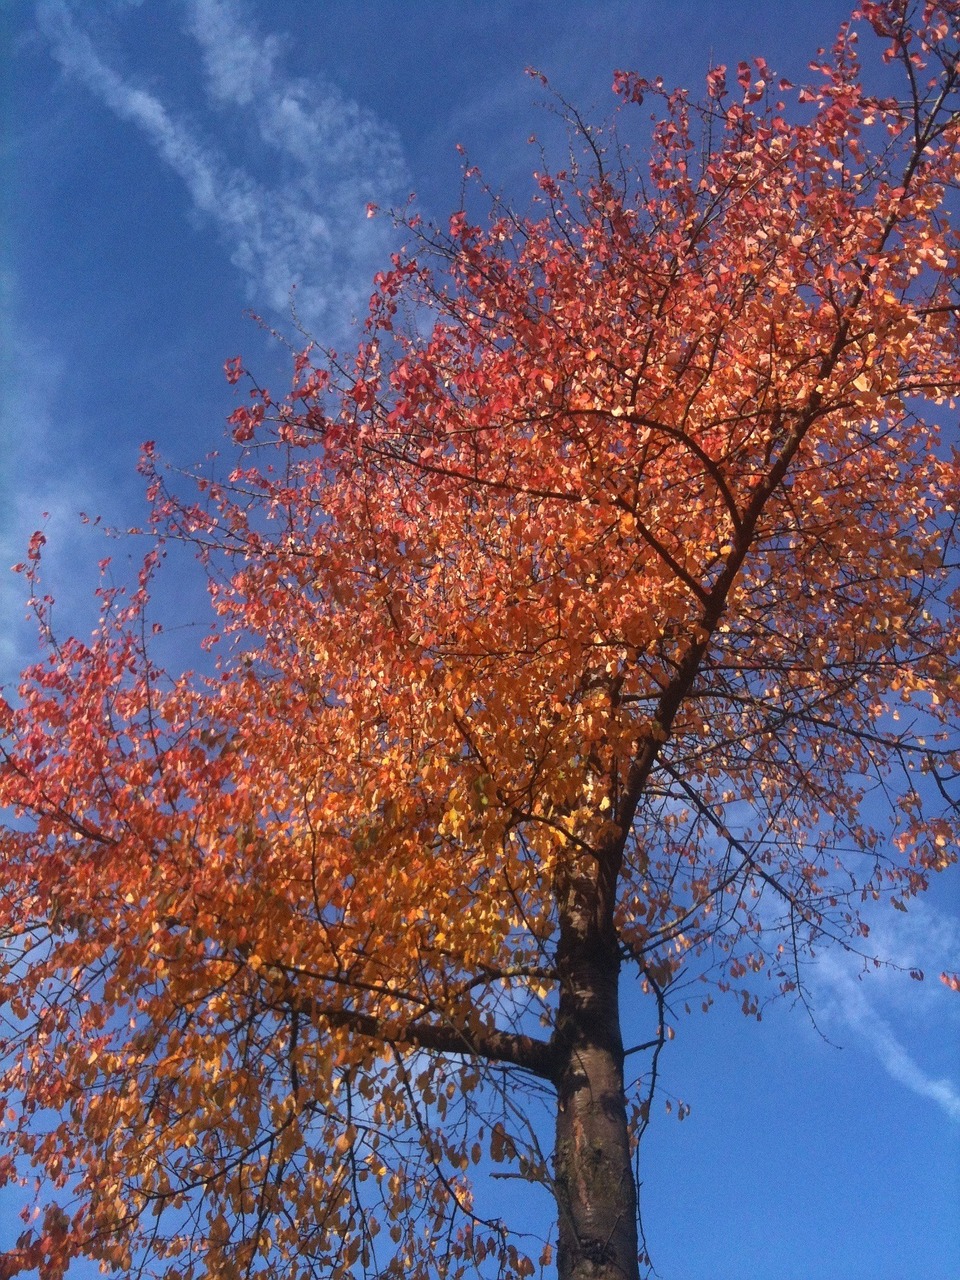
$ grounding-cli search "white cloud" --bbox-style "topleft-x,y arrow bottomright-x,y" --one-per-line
711,810 -> 960,1121
813,899 -> 960,1121
182,0 -> 282,108
35,0 -> 410,340
0,328 -> 110,684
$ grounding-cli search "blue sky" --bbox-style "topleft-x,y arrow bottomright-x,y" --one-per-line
2,2 -> 959,1277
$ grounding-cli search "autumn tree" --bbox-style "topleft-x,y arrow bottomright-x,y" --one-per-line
3,4 -> 960,1278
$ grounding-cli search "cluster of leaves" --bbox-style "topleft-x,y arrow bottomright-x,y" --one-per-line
2,3 -> 960,1277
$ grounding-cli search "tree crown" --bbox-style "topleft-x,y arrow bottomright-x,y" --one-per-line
2,3 -> 960,1276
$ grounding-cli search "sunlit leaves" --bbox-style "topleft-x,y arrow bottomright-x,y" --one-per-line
2,2 -> 960,1276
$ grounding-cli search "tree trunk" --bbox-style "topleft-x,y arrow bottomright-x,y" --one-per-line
553,897 -> 639,1280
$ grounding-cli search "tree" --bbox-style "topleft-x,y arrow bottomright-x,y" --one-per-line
2,3 -> 960,1277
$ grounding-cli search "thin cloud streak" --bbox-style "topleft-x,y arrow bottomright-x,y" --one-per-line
716,801 -> 960,1120
814,901 -> 960,1121
0,331 -> 108,685
36,0 -> 409,339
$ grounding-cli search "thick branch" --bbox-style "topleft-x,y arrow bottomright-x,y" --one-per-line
279,989 -> 557,1080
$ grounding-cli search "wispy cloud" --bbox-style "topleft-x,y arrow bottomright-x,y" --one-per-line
35,0 -> 409,340
813,900 -> 960,1121
0,329 -> 110,686
712,801 -> 960,1121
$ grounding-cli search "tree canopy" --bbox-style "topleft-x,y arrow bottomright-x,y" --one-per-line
2,3 -> 960,1278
